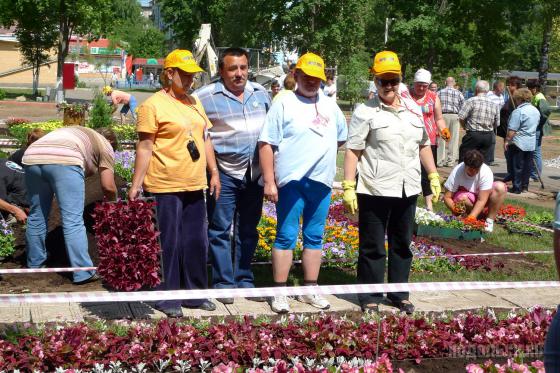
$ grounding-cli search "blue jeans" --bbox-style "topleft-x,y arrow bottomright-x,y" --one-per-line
531,130 -> 542,180
207,169 -> 263,289
545,306 -> 560,372
25,165 -> 94,283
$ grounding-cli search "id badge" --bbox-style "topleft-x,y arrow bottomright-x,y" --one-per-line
309,113 -> 329,137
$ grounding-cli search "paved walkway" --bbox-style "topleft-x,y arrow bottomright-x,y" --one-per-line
1,287 -> 559,323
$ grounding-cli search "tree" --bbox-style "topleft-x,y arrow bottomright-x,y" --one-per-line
0,0 -> 58,96
1,0 -> 116,98
536,0 -> 560,87
128,27 -> 167,58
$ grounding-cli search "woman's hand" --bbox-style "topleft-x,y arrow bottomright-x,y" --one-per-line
128,185 -> 141,201
208,171 -> 221,200
264,181 -> 278,203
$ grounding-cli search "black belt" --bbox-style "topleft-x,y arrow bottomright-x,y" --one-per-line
442,112 -> 458,114
466,130 -> 493,133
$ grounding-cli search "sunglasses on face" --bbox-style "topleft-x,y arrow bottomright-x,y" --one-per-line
376,78 -> 400,87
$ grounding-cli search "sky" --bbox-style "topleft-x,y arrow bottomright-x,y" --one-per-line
138,0 -> 150,6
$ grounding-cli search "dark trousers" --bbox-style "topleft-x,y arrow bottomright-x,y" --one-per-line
152,190 -> 209,309
356,192 -> 417,305
420,145 -> 438,196
545,305 -> 560,372
488,131 -> 496,163
509,144 -> 533,193
459,131 -> 493,164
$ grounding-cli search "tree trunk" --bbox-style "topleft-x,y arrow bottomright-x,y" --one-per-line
538,12 -> 552,89
32,58 -> 39,97
56,0 -> 68,98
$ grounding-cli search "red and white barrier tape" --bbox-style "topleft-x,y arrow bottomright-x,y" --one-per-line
1,250 -> 552,274
1,281 -> 559,304
0,267 -> 97,274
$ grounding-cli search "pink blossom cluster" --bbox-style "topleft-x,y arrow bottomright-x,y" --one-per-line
0,308 -> 553,371
466,359 -> 544,373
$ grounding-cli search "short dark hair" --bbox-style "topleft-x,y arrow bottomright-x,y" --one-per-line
96,127 -> 118,151
507,76 -> 521,88
218,47 -> 250,69
463,149 -> 484,169
526,79 -> 541,90
271,80 -> 280,88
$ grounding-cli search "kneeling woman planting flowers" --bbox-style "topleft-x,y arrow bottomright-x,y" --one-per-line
128,49 -> 220,318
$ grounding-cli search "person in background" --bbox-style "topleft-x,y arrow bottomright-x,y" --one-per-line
428,82 -> 438,92
323,73 -> 337,101
148,72 -> 155,87
259,52 -> 347,314
277,63 -> 296,90
486,81 -> 506,166
505,88 -> 540,194
102,86 -> 138,124
23,126 -> 118,284
0,159 -> 28,224
545,192 -> 560,371
443,149 -> 507,233
270,80 -> 281,99
343,51 -> 440,314
405,68 -> 449,211
526,80 -> 551,183
129,49 -> 219,317
273,74 -> 296,102
458,80 -> 499,164
498,76 -> 522,183
437,77 -> 464,168
195,47 -> 271,305
9,128 -> 45,167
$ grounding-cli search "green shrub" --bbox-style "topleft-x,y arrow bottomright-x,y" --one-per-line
110,123 -> 137,143
9,120 -> 63,145
0,89 -> 5,100
88,94 -> 113,129
337,51 -> 371,106
77,81 -> 87,88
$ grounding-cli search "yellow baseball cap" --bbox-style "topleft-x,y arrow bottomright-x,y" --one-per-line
102,86 -> 113,94
164,49 -> 204,74
296,52 -> 327,81
372,51 -> 401,76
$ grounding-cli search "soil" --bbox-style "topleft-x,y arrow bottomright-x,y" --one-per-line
419,236 -> 545,273
0,174 -> 126,294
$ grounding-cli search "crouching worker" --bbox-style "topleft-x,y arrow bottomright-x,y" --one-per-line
443,149 -> 506,232
0,159 -> 29,224
22,126 -> 118,284
102,86 -> 138,124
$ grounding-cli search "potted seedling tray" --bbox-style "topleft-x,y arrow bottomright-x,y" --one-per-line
416,224 -> 484,240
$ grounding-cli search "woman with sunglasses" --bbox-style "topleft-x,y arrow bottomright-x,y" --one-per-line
342,51 -> 440,314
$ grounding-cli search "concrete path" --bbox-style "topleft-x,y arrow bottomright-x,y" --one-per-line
1,287 -> 558,323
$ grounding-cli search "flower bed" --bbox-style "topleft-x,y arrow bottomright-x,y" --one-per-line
0,218 -> 15,260
0,308 -> 551,371
466,358 -> 544,372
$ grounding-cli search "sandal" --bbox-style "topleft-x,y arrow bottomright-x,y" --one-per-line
360,303 -> 380,312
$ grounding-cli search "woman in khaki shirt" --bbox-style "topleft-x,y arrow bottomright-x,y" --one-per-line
342,51 -> 440,314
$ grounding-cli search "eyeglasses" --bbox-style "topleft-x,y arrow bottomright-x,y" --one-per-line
376,78 -> 400,87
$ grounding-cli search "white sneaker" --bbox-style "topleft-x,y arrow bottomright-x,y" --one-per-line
485,219 -> 494,233
297,294 -> 331,310
271,295 -> 290,313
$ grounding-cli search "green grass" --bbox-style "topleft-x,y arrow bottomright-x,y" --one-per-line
0,87 -> 45,100
335,150 -> 344,181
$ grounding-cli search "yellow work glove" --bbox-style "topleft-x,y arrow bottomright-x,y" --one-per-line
427,172 -> 441,203
341,180 -> 358,215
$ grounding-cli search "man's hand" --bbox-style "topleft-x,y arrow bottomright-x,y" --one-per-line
13,207 -> 27,223
128,185 -> 141,201
264,181 -> 278,203
440,127 -> 451,142
427,172 -> 441,203
342,180 -> 358,214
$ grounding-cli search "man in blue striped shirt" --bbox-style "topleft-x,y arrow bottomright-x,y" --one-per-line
195,48 -> 271,304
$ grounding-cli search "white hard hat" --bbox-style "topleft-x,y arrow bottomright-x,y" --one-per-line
414,68 -> 432,84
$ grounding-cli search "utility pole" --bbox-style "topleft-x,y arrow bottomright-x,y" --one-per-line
384,17 -> 396,45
